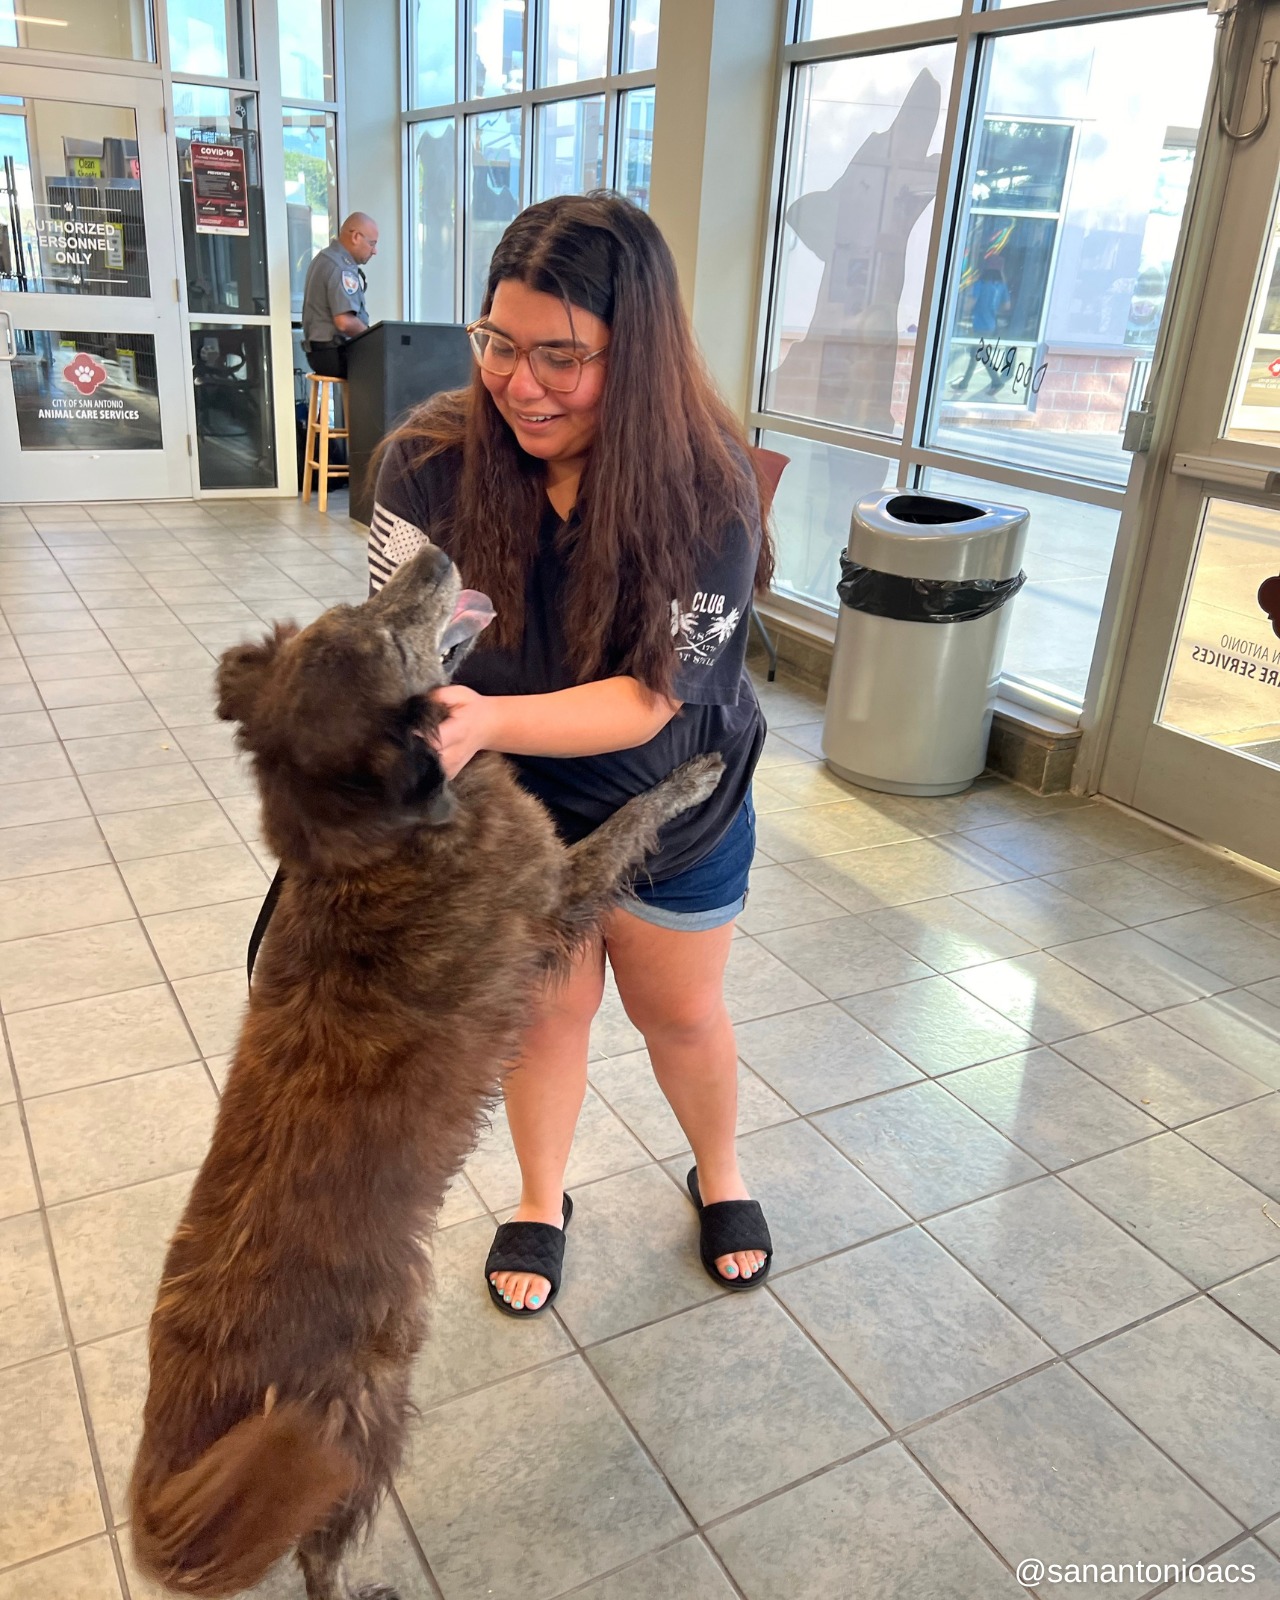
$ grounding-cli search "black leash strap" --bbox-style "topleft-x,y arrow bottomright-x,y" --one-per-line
246,865 -> 286,986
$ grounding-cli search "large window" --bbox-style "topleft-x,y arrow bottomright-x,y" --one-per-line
756,4 -> 1214,713
278,0 -> 340,317
404,0 -> 660,321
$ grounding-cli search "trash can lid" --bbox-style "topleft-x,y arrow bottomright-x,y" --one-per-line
849,491 -> 1029,582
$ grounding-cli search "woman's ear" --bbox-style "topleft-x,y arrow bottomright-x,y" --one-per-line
216,625 -> 296,729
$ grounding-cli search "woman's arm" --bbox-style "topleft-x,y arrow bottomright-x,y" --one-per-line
432,679 -> 681,779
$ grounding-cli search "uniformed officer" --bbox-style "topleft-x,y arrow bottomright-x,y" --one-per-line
301,212 -> 378,378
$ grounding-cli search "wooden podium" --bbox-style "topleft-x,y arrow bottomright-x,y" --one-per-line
345,321 -> 473,524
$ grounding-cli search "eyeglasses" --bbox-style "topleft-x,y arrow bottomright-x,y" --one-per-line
465,321 -> 607,394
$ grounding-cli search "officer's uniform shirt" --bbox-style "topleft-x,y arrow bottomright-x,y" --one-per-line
301,240 -> 368,348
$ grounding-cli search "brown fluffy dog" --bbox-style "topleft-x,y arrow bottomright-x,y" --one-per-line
129,544 -> 721,1599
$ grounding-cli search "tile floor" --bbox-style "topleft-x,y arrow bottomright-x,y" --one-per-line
2,493 -> 1280,1600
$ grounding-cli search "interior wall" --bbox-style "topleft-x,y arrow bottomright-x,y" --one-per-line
648,0 -> 784,416
341,0 -> 403,319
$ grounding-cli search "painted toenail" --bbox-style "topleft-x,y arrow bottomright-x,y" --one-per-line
529,1296 -> 541,1307
513,1300 -> 523,1309
724,1264 -> 739,1277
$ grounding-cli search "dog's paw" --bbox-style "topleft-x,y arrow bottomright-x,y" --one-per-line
654,753 -> 725,818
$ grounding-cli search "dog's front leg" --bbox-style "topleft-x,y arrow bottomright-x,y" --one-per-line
552,754 -> 725,944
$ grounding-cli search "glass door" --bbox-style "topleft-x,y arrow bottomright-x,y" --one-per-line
1100,1 -> 1280,870
0,62 -> 193,499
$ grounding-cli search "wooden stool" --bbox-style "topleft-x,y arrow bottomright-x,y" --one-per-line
301,372 -> 350,513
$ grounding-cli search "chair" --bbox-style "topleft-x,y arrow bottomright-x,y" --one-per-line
750,445 -> 791,682
301,372 -> 350,513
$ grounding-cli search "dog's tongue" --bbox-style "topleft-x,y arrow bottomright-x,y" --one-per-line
450,588 -> 495,630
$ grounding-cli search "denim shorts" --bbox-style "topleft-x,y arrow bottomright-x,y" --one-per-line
623,793 -> 755,932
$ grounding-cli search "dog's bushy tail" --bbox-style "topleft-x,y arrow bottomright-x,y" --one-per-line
130,1401 -> 358,1597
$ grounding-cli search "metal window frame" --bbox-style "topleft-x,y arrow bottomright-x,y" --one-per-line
751,0 -> 1204,718
401,0 -> 655,323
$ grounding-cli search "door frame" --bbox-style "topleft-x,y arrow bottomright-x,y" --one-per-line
0,60 -> 197,499
1079,0 -> 1280,867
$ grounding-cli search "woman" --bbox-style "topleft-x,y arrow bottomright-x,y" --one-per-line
369,192 -> 775,1317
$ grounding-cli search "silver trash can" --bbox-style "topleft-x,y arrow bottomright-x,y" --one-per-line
822,491 -> 1029,797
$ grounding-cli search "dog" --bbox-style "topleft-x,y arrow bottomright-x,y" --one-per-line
128,543 -> 722,1599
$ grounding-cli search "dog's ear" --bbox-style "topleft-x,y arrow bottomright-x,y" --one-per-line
386,698 -> 454,823
216,626 -> 296,727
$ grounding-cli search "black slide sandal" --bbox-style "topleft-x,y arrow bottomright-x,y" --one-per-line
686,1168 -> 773,1291
484,1193 -> 573,1317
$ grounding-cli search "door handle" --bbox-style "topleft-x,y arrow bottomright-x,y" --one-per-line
0,310 -> 13,362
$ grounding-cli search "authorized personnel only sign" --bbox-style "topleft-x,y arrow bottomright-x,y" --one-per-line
191,140 -> 249,236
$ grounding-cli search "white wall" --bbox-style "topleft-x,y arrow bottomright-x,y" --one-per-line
341,0 -> 403,319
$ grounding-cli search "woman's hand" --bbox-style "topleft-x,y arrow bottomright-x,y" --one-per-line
431,684 -> 497,780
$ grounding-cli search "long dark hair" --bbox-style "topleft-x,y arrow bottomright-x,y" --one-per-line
380,192 -> 774,698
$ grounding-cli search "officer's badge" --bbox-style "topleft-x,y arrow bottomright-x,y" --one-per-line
341,270 -> 360,294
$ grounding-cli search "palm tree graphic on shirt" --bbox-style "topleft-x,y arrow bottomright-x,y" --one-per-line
671,597 -> 742,664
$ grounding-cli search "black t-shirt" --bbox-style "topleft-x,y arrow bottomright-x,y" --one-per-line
369,439 -> 766,882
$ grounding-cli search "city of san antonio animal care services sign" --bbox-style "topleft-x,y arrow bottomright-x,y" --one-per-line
13,336 -> 162,451
34,200 -> 126,288
190,140 -> 249,236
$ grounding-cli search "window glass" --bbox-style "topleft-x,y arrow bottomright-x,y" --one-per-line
925,12 -> 1211,487
282,110 -> 337,317
1160,498 -> 1280,766
760,430 -> 897,610
800,0 -> 961,38
1226,198 -> 1280,444
762,45 -> 954,438
411,117 -> 456,321
173,85 -> 268,316
1,0 -> 153,60
467,108 -> 522,317
619,86 -> 654,211
278,0 -> 334,102
540,0 -> 609,87
471,0 -> 526,98
923,467 -> 1121,707
534,96 -> 604,200
191,323 -> 276,488
0,98 -> 148,297
623,0 -> 659,73
12,330 -> 160,450
167,0 -> 251,78
409,0 -> 456,108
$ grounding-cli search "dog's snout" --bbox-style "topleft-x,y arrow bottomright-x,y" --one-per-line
430,546 -> 451,582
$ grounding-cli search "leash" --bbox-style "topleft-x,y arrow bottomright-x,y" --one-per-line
246,866 -> 285,986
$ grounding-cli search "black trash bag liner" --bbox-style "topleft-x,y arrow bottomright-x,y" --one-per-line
837,553 -> 1026,624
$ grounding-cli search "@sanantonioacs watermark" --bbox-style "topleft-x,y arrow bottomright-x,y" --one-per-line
1016,1559 -> 1257,1585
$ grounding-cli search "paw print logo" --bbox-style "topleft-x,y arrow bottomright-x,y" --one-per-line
63,353 -> 108,396
1259,574 -> 1280,641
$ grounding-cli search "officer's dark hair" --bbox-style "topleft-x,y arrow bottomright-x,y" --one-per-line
377,191 -> 773,699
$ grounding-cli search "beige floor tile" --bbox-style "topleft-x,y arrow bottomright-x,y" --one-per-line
0,743 -> 72,785
0,709 -> 56,747
26,650 -> 125,683
0,777 -> 89,830
78,764 -> 210,815
0,864 -> 132,942
51,704 -> 162,742
0,1212 -> 64,1368
193,755 -> 255,798
47,1171 -> 192,1343
34,676 -> 143,711
863,895 -> 1036,973
0,1352 -> 103,1566
144,898 -> 259,981
0,818 -> 109,882
119,843 -> 268,915
756,916 -> 932,1001
171,968 -> 247,1057
63,731 -> 187,778
7,985 -> 197,1098
26,1064 -> 217,1205
18,630 -> 110,658
588,1050 -> 794,1160
0,920 -> 160,1013
0,1104 -> 37,1218
0,680 -> 41,713
99,800 -> 239,862
791,835 -> 1025,914
722,934 -> 825,1020
755,799 -> 919,864
172,723 -> 237,762
0,1536 -> 122,1600
954,952 -> 1142,1044
78,1328 -> 149,1526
